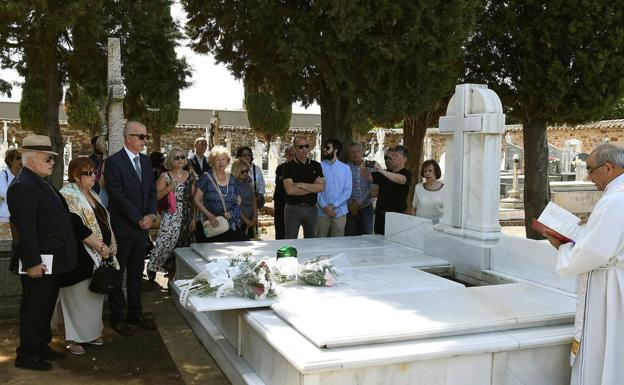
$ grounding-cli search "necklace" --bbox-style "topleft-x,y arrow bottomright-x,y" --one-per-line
212,171 -> 229,196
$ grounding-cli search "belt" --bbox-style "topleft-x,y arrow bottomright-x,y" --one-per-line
287,202 -> 314,208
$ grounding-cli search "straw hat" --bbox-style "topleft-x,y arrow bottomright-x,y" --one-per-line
19,135 -> 59,155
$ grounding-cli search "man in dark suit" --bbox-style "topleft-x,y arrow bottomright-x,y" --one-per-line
8,135 -> 77,371
188,136 -> 210,176
104,121 -> 157,335
274,145 -> 295,239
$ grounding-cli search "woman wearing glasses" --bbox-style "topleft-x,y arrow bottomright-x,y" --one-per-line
0,149 -> 22,223
231,158 -> 258,240
59,157 -> 118,355
146,147 -> 196,278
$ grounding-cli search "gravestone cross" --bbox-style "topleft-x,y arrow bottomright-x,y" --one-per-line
107,38 -> 125,155
438,84 -> 505,241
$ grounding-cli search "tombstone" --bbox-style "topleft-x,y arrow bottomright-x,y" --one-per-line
575,158 -> 588,181
561,139 -> 582,173
267,141 -> 279,178
500,154 -> 524,209
424,136 -> 433,161
502,142 -> 523,171
373,128 -> 385,165
225,132 -> 232,154
63,136 -> 73,177
437,84 -> 505,242
106,38 -> 125,155
0,121 -> 8,169
312,127 -> 322,162
253,138 -> 264,170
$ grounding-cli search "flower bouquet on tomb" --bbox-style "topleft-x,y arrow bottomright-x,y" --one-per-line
178,252 -> 279,308
297,253 -> 349,287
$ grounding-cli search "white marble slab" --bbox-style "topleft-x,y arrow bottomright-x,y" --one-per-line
272,283 -> 575,348
279,265 -> 463,299
384,213 -> 434,251
174,280 -> 277,312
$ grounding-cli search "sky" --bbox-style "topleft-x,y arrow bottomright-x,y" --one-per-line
0,2 -> 320,115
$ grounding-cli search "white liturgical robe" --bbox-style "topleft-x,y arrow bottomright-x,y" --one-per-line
556,173 -> 624,385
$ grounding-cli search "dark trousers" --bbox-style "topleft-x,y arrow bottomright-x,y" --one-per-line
274,200 -> 286,240
17,274 -> 62,360
284,204 -> 318,239
108,234 -> 148,323
374,210 -> 386,235
195,221 -> 245,243
345,205 -> 374,236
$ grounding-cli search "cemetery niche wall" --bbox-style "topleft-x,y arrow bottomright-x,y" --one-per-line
171,84 -> 577,385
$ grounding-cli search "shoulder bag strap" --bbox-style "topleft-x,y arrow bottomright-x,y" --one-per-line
205,170 -> 228,214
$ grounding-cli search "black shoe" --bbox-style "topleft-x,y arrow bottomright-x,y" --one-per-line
110,321 -> 133,336
15,357 -> 52,371
127,315 -> 156,331
40,348 -> 66,361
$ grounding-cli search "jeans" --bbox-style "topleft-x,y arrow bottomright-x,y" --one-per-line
284,204 -> 318,239
345,205 -> 374,236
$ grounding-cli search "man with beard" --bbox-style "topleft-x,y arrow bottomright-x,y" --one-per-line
316,139 -> 351,237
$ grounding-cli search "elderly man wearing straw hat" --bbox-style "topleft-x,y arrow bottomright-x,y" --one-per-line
8,135 -> 77,371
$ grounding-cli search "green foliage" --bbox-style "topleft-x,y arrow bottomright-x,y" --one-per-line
244,78 -> 292,143
65,84 -> 103,134
116,0 -> 191,141
602,98 -> 624,120
464,1 -> 624,125
19,70 -> 47,134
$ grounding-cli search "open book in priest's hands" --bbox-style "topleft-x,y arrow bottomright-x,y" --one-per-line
532,202 -> 584,244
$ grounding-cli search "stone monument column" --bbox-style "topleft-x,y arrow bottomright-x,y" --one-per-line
107,38 -> 125,155
437,84 -> 506,243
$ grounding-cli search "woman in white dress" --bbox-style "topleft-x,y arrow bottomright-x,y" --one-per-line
0,149 -> 22,223
412,159 -> 445,224
59,157 -> 118,355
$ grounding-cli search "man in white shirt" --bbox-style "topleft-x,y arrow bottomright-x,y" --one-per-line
544,143 -> 624,385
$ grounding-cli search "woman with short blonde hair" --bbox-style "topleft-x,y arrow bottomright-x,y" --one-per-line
208,146 -> 231,168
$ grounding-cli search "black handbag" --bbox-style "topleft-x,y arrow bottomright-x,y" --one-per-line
89,260 -> 118,294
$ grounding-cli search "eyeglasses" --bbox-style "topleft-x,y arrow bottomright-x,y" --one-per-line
39,155 -> 54,163
174,155 -> 186,160
127,134 -> 150,141
586,162 -> 605,175
297,144 -> 310,149
81,170 -> 97,177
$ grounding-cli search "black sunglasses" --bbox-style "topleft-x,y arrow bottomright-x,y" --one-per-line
81,170 -> 97,177
384,156 -> 392,160
127,133 -> 150,141
297,144 -> 310,149
174,155 -> 186,160
40,155 -> 54,163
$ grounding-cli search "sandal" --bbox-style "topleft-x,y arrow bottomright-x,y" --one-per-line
85,337 -> 104,346
66,342 -> 85,355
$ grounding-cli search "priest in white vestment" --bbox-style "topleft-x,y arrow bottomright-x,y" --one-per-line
544,143 -> 624,385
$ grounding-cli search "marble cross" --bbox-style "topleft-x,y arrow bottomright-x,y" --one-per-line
438,84 -> 505,240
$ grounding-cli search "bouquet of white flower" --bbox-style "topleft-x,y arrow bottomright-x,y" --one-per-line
298,255 -> 342,287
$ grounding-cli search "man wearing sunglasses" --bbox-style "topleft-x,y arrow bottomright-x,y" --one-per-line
104,121 -> 157,336
316,139 -> 352,237
282,136 -> 324,239
8,135 -> 77,371
544,143 -> 624,385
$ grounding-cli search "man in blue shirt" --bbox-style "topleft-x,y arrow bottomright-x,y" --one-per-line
316,139 -> 352,237
345,142 -> 374,235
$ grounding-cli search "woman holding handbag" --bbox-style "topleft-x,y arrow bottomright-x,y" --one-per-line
193,146 -> 245,243
59,157 -> 119,355
146,147 -> 196,278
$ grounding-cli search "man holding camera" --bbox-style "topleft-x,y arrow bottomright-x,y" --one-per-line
345,142 -> 374,235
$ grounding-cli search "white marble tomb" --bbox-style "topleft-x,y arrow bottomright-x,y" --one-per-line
172,84 -> 576,385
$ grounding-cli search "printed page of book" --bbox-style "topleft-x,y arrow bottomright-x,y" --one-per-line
537,202 -> 582,241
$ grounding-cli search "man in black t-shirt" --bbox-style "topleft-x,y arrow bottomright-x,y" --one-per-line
274,145 -> 296,239
282,137 -> 325,239
371,146 -> 412,235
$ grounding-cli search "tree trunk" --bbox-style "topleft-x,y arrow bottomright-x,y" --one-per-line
152,129 -> 161,153
403,113 -> 430,210
42,39 -> 64,188
522,118 -> 551,239
319,84 -> 352,161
